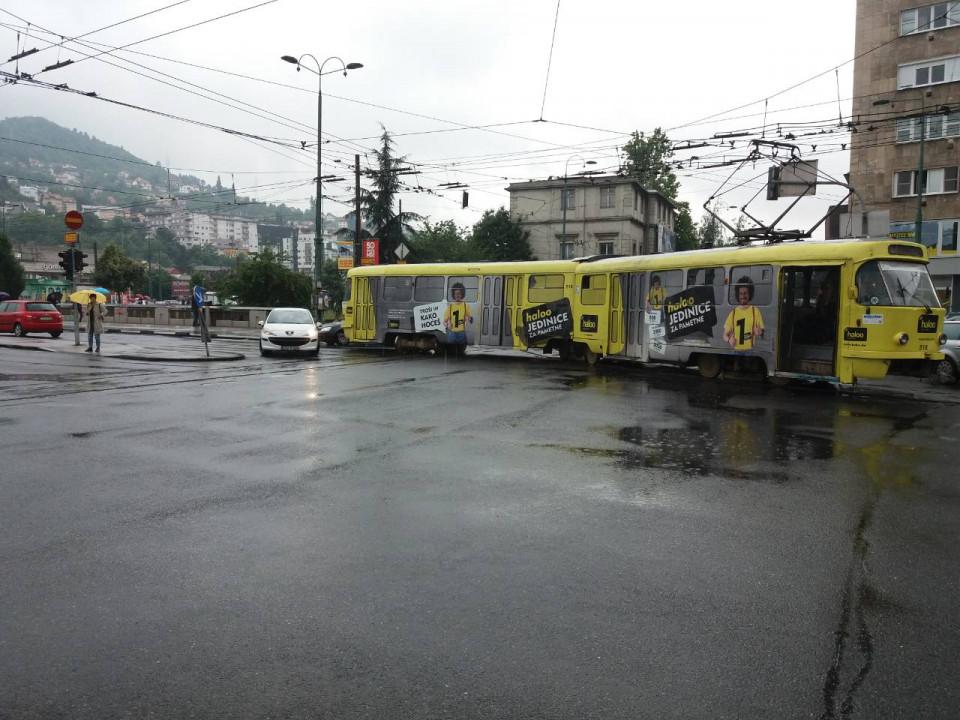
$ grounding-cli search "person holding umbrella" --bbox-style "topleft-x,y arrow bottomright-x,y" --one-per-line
85,292 -> 106,353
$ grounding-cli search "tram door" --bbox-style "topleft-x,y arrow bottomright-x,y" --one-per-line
777,266 -> 840,376
352,277 -> 376,341
608,274 -> 625,355
479,275 -> 520,347
624,273 -> 646,359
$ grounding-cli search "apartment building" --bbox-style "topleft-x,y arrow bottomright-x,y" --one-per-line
839,0 -> 960,306
507,175 -> 676,260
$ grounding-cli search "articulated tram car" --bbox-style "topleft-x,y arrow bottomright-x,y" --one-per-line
343,240 -> 946,385
342,260 -> 577,353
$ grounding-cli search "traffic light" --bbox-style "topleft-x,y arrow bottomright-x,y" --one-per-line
58,249 -> 74,281
462,190 -> 469,209
74,249 -> 88,273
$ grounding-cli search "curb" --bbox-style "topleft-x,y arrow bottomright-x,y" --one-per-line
0,342 -> 54,352
109,352 -> 247,363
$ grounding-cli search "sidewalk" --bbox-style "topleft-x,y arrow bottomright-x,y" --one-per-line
0,328 -> 246,362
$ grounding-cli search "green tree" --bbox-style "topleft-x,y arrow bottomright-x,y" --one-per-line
0,232 -> 26,297
318,260 -> 345,312
673,201 -> 698,251
408,220 -> 472,263
362,127 -> 419,263
469,208 -> 532,261
698,201 -> 726,248
92,244 -> 145,293
217,249 -> 311,307
622,128 -> 679,200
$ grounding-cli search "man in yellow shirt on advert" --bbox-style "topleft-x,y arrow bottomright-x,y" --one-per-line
724,277 -> 764,351
444,282 -> 473,349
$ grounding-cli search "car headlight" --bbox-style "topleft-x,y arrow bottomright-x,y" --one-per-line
262,330 -> 276,337
319,325 -> 332,333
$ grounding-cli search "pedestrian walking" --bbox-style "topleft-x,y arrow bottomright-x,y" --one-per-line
85,293 -> 106,353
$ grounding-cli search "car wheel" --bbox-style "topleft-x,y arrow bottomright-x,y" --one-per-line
49,331 -> 62,338
936,357 -> 958,385
313,341 -> 320,356
336,330 -> 348,346
13,323 -> 26,337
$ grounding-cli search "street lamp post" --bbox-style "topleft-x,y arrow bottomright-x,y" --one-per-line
282,54 -> 362,313
874,89 -> 930,244
561,156 -> 596,257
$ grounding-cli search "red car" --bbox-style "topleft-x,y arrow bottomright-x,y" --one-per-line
0,300 -> 64,337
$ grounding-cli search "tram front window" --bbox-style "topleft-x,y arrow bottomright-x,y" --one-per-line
857,260 -> 940,307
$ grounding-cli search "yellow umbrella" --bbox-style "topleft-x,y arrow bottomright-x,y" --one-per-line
69,290 -> 107,304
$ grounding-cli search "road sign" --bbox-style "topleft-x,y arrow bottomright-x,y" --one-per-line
193,285 -> 205,308
395,242 -> 409,260
64,232 -> 78,244
64,210 -> 83,230
338,257 -> 354,270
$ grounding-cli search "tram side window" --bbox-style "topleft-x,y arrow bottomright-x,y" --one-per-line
343,278 -> 352,302
414,276 -> 445,302
383,276 -> 414,302
686,267 -> 725,301
646,269 -> 681,309
528,274 -> 565,303
728,265 -> 773,306
447,275 -> 479,302
581,274 -> 607,305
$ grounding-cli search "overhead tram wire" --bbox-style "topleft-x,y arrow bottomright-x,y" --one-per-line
0,1 -> 193,69
1,22 -> 336,145
667,5 -> 956,132
12,0 -> 280,80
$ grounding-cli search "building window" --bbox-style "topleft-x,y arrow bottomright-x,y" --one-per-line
898,112 -> 960,142
559,241 -> 576,259
560,188 -> 575,211
893,167 -> 959,197
897,56 -> 960,89
900,3 -> 960,35
595,232 -> 618,255
890,218 -> 960,251
599,186 -> 616,209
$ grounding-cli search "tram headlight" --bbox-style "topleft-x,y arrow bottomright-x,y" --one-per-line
939,333 -> 948,346
896,332 -> 910,346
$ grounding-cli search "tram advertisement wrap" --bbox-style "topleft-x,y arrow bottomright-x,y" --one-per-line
522,299 -> 572,343
663,286 -> 718,340
414,302 -> 445,333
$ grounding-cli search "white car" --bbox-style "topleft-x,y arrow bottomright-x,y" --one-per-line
258,307 -> 321,357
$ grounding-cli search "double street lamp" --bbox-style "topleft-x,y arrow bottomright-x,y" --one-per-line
561,155 -> 596,257
281,53 -> 362,310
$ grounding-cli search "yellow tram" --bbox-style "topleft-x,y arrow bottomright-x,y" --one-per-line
343,239 -> 946,385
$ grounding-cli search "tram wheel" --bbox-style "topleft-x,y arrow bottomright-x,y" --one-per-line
697,354 -> 721,379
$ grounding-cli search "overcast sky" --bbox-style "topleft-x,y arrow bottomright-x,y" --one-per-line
1,0 -> 857,236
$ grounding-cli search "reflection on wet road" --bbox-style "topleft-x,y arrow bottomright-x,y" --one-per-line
1,342 -> 958,719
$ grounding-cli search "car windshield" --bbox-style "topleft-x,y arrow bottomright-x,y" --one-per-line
267,309 -> 313,324
26,303 -> 57,311
856,260 -> 940,308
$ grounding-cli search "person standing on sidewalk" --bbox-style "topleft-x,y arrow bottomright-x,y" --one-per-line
85,293 -> 106,353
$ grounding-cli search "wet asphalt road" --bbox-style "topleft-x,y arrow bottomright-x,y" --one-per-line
1,337 -> 958,719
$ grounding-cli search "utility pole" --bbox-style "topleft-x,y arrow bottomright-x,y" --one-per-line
354,153 -> 361,267
915,93 -> 926,247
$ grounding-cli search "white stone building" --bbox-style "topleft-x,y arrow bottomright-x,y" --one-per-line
506,175 -> 676,260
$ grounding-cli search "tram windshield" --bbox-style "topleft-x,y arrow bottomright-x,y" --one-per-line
856,260 -> 940,307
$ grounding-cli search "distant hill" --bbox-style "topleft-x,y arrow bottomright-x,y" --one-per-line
0,116 -> 306,222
